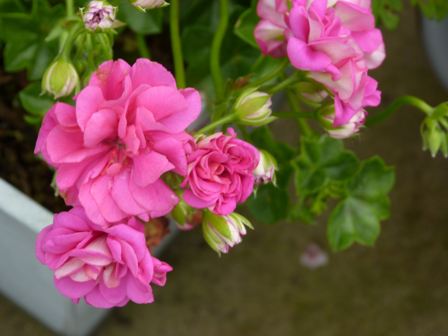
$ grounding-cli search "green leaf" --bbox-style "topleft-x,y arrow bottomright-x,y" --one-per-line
291,135 -> 359,223
372,0 -> 403,30
246,184 -> 290,224
118,0 -> 164,34
234,7 -> 258,48
327,157 -> 395,251
19,82 -> 53,120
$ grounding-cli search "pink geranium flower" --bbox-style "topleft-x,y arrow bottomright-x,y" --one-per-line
35,59 -> 201,226
254,0 -> 289,57
36,207 -> 172,308
182,129 -> 260,216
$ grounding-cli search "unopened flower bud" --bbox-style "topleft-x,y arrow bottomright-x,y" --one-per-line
82,1 -> 117,31
295,81 -> 328,107
421,119 -> 445,158
202,211 -> 253,255
171,199 -> 202,231
320,105 -> 365,139
235,89 -> 275,127
254,150 -> 278,185
42,59 -> 79,99
132,0 -> 169,10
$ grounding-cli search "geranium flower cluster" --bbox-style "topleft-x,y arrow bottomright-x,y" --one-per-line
255,0 -> 384,138
35,59 -> 262,308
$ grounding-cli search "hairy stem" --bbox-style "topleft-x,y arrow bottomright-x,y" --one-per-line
66,0 -> 74,17
198,114 -> 235,134
287,91 -> 312,137
210,0 -> 229,101
170,0 -> 186,88
366,95 -> 433,127
136,33 -> 151,59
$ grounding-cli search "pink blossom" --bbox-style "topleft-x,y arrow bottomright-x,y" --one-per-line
36,207 -> 172,308
35,59 -> 201,226
312,60 -> 381,125
254,0 -> 289,57
182,129 -> 260,216
286,0 -> 359,78
286,0 -> 384,76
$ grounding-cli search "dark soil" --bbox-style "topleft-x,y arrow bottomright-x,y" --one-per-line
0,66 -> 66,213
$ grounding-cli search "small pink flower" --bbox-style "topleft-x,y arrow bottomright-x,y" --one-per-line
300,243 -> 328,269
254,0 -> 289,57
36,207 -> 172,308
35,59 -> 201,226
182,129 -> 260,216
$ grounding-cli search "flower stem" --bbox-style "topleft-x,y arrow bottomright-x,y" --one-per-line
287,90 -> 312,136
249,59 -> 288,88
170,0 -> 186,88
66,0 -> 74,17
136,33 -> 151,59
198,114 -> 235,134
366,95 -> 433,127
268,73 -> 302,94
210,0 -> 229,101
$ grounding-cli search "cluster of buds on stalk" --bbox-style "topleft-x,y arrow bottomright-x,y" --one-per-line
294,81 -> 328,107
234,89 -> 275,127
421,102 -> 448,157
132,0 -> 169,11
202,211 -> 253,255
171,199 -> 203,231
42,58 -> 79,99
82,1 -> 118,31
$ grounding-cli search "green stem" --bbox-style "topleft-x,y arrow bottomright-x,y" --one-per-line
66,0 -> 74,17
60,24 -> 83,59
268,73 -> 302,94
136,33 -> 151,59
249,59 -> 288,88
198,114 -> 235,134
274,111 -> 315,119
170,0 -> 186,88
210,0 -> 229,101
287,90 -> 312,136
366,95 -> 433,127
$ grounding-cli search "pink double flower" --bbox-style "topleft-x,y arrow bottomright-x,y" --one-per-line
255,0 -> 385,136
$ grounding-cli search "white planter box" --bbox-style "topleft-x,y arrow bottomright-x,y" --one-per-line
422,16 -> 448,91
0,177 -> 177,335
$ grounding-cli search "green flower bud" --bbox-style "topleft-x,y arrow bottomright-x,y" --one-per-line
171,199 -> 202,231
295,81 -> 328,107
235,89 -> 275,127
254,150 -> 278,186
202,211 -> 253,255
132,0 -> 169,11
318,104 -> 365,139
42,59 -> 79,99
421,118 -> 448,158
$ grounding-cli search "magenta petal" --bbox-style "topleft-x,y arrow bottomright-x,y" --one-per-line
98,280 -> 127,305
183,189 -> 214,209
130,179 -> 178,218
287,37 -> 332,72
132,151 -> 174,187
54,277 -> 97,300
126,276 -> 154,304
84,109 -> 117,147
76,86 -> 104,131
85,287 -> 117,308
130,58 -> 176,88
111,171 -> 146,215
